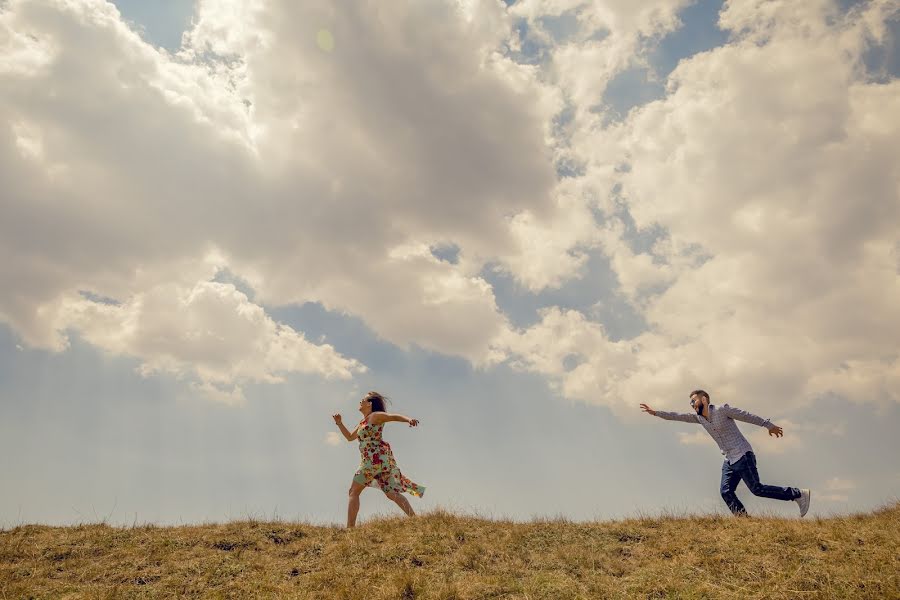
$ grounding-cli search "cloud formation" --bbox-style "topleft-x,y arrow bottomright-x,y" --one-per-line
0,0 -> 561,397
1,0 -> 897,413
502,0 -> 900,416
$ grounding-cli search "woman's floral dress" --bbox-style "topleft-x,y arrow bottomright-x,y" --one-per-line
352,418 -> 425,497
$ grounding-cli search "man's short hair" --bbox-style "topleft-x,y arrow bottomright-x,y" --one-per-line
690,389 -> 710,401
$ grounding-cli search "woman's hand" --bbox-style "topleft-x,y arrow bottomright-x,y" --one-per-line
408,418 -> 419,427
332,413 -> 343,425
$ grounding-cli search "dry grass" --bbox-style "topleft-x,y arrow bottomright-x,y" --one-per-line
1,503 -> 898,599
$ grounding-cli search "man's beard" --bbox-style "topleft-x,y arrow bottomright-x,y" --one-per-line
695,403 -> 704,415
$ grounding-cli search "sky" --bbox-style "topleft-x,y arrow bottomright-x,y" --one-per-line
1,0 -> 898,527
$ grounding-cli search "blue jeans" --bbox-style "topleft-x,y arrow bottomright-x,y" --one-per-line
720,451 -> 800,515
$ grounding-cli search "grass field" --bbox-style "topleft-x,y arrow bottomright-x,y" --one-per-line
2,503 -> 898,599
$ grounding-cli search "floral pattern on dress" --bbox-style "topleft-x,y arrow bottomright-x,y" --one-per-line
352,418 -> 425,497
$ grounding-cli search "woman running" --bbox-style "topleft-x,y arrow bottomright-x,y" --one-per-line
332,391 -> 426,527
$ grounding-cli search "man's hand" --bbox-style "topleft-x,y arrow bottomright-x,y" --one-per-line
332,413 -> 343,425
639,403 -> 656,416
768,424 -> 783,438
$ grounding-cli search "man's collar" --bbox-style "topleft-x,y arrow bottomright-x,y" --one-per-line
696,403 -> 714,421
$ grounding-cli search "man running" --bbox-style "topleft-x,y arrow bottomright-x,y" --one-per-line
640,389 -> 811,517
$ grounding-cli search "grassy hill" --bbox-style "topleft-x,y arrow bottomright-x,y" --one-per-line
2,504 -> 898,599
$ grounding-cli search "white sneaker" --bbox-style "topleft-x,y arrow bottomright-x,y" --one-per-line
795,488 -> 811,517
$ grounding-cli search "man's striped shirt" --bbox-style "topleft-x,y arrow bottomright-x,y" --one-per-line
655,403 -> 775,464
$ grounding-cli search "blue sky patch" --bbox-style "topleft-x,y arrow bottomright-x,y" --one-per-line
538,11 -> 582,45
110,0 -> 195,51
861,16 -> 900,82
650,0 -> 728,78
482,251 -> 647,341
598,67 -> 667,122
79,290 -> 121,306
430,243 -> 461,265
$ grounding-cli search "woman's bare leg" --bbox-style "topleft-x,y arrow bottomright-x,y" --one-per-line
385,491 -> 415,517
347,482 -> 366,528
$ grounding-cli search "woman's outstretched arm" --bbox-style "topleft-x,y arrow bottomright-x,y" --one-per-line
333,414 -> 360,441
369,413 -> 419,427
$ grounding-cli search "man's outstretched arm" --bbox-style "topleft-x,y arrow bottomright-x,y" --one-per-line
640,403 -> 698,423
722,404 -> 783,437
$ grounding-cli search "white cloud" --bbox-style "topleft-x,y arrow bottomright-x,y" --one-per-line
0,0 -> 560,376
791,421 -> 846,437
190,381 -> 246,407
500,0 -> 900,415
0,0 -> 705,386
816,477 -> 855,503
825,477 -> 856,492
58,275 -> 364,403
744,421 -> 802,456
819,494 -> 849,503
677,430 -> 713,447
2,0 -> 897,418
615,1 -> 900,412
495,184 -> 600,292
325,431 -> 343,446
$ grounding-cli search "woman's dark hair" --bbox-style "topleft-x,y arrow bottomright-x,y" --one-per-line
690,389 -> 710,401
364,391 -> 389,413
